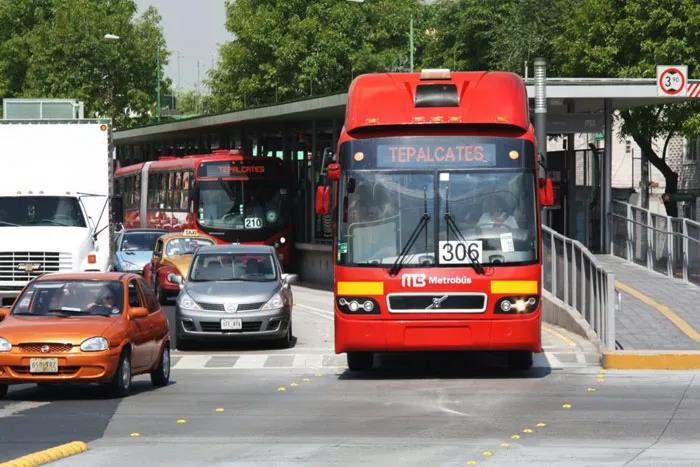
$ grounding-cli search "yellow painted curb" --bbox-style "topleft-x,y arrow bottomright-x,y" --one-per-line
0,441 -> 87,467
603,351 -> 700,369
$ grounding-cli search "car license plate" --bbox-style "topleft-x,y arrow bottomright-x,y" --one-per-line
221,318 -> 242,330
29,358 -> 58,373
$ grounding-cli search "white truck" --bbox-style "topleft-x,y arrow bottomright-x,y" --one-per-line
0,120 -> 114,305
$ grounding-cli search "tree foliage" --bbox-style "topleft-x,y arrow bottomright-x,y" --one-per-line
206,0 -> 427,112
0,0 -> 169,128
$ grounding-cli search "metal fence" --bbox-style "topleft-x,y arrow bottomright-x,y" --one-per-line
610,200 -> 700,285
542,225 -> 616,349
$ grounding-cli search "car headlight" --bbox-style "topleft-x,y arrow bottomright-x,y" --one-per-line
0,337 -> 11,352
261,292 -> 284,310
80,337 -> 109,352
178,292 -> 201,311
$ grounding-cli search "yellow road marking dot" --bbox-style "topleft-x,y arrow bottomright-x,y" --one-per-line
315,372 -> 322,377
130,432 -> 140,437
536,422 -> 547,428
277,387 -> 287,392
215,408 -> 224,412
587,387 -> 597,392
482,451 -> 493,457
466,461 -> 477,465
522,428 -> 533,433
511,434 -> 521,440
500,443 -> 510,448
303,377 -> 311,382
290,382 -> 299,387
176,419 -> 186,424
562,403 -> 572,409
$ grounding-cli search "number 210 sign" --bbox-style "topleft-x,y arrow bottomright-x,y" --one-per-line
657,65 -> 687,97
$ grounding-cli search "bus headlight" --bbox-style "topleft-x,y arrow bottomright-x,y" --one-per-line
495,296 -> 539,314
337,297 -> 379,314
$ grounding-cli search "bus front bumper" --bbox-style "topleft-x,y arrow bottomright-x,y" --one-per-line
335,313 -> 541,353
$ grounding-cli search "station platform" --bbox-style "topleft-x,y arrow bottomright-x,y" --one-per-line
595,255 -> 700,352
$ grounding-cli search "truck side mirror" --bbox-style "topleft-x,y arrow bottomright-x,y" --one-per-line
315,186 -> 331,216
538,177 -> 554,207
111,196 -> 124,221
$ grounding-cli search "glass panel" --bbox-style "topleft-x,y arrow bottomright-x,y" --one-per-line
190,253 -> 277,282
13,280 -> 124,316
0,196 -> 86,227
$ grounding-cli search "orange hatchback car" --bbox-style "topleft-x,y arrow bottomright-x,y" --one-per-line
0,272 -> 170,398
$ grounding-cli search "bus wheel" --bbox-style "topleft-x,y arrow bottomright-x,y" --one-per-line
347,352 -> 373,371
507,351 -> 533,370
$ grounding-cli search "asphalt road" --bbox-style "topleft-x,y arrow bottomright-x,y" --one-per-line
1,286 -> 699,466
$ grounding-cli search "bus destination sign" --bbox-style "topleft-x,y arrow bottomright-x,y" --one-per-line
199,161 -> 267,178
376,143 -> 496,168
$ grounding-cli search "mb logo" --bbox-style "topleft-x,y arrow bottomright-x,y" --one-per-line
401,273 -> 426,288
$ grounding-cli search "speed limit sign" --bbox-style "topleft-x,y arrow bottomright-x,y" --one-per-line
657,65 -> 687,97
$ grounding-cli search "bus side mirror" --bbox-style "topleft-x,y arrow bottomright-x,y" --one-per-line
315,186 -> 331,216
111,196 -> 124,220
327,163 -> 340,181
538,177 -> 554,207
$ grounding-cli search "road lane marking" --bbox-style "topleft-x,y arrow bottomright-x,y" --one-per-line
616,280 -> 700,342
295,304 -> 333,320
171,355 -> 210,370
542,324 -> 577,347
0,401 -> 51,418
234,354 -> 269,369
0,440 -> 87,466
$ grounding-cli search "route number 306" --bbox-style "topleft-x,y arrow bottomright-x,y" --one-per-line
438,240 -> 482,264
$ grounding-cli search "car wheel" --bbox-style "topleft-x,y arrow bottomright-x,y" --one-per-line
0,384 -> 7,399
150,345 -> 171,387
347,352 -> 373,371
275,321 -> 293,349
175,332 -> 194,351
109,349 -> 132,397
507,351 -> 533,370
155,277 -> 167,305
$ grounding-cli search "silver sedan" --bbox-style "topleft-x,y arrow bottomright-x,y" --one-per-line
171,244 -> 296,349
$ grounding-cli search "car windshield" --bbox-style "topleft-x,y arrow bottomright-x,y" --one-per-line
165,237 -> 214,256
197,180 -> 289,231
189,253 -> 277,282
0,196 -> 86,227
120,231 -> 165,252
12,280 -> 124,317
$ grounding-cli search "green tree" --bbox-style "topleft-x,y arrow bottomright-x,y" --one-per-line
207,0 -> 427,113
0,0 -> 169,128
175,89 -> 205,116
553,0 -> 700,215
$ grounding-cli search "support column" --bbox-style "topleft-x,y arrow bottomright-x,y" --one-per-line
310,120 -> 317,244
602,98 -> 613,253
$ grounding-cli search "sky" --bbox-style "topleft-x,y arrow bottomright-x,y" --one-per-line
135,0 -> 231,92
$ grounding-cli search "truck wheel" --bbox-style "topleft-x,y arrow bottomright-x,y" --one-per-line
109,350 -> 132,397
347,352 -> 373,371
507,351 -> 533,370
150,345 -> 171,387
0,384 -> 7,399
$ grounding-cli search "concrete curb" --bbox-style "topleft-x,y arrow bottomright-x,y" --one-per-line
0,441 -> 87,467
603,351 -> 700,369
541,290 -> 604,352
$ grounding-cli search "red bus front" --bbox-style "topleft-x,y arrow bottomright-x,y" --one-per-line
329,71 -> 545,371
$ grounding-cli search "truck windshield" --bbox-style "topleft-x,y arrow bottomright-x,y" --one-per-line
0,196 -> 86,227
197,181 -> 288,231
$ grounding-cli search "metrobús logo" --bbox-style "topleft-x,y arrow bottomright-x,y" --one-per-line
401,273 -> 472,288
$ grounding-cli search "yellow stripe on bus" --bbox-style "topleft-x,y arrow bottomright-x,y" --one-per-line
490,280 -> 538,294
337,281 -> 384,296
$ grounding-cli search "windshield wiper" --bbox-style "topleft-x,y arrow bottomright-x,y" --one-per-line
444,186 -> 484,275
28,219 -> 71,227
389,186 -> 431,276
0,220 -> 20,226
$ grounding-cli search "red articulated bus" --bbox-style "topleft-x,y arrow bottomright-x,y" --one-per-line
114,149 -> 292,267
316,69 -> 554,371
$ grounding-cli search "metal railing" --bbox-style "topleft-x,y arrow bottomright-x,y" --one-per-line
542,225 -> 616,349
610,200 -> 700,285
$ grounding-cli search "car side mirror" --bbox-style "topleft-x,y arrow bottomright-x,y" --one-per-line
0,307 -> 10,321
167,273 -> 183,288
538,177 -> 554,207
129,306 -> 149,319
282,273 -> 298,285
315,186 -> 331,216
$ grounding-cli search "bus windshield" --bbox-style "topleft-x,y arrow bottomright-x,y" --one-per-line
0,196 -> 86,228
336,136 -> 538,267
197,181 -> 289,231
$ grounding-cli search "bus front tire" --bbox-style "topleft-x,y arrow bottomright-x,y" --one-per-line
347,352 -> 374,371
507,351 -> 533,370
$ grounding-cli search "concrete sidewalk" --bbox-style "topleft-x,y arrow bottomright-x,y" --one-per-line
595,254 -> 700,351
